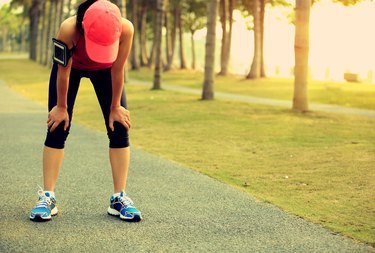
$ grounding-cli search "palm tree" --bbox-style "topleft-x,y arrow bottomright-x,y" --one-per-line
182,0 -> 206,70
202,0 -> 219,100
292,0 -> 310,112
177,2 -> 187,69
246,0 -> 261,79
37,0 -> 46,63
130,0 -> 139,69
218,0 -> 234,76
153,0 -> 164,90
139,0 -> 149,66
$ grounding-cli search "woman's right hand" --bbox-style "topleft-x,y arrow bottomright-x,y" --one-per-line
47,105 -> 69,132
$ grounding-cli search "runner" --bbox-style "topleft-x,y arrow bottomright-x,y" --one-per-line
29,0 -> 142,222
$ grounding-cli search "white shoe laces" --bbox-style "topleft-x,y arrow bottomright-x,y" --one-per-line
118,194 -> 134,208
35,186 -> 52,208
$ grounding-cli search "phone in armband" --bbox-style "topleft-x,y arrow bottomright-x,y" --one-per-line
52,38 -> 72,67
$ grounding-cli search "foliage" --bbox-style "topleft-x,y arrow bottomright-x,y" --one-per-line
181,0 -> 207,33
0,4 -> 27,51
332,0 -> 364,6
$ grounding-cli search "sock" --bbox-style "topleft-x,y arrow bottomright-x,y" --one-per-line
113,191 -> 125,197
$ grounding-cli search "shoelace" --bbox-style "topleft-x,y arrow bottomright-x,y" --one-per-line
35,186 -> 52,208
118,195 -> 134,208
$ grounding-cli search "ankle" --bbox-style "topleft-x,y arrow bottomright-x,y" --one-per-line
43,191 -> 55,198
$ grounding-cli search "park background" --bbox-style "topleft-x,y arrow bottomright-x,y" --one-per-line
0,0 -> 374,248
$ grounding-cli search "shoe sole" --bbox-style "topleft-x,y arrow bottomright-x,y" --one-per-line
107,207 -> 142,222
30,207 -> 58,222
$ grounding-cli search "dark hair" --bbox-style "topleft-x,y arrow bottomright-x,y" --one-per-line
76,0 -> 97,34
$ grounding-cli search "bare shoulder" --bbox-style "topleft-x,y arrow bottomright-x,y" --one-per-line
57,16 -> 77,48
120,18 -> 134,37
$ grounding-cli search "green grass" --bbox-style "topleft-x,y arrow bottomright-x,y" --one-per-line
1,59 -> 374,245
130,68 -> 375,110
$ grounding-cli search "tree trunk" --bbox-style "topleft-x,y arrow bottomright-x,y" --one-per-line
293,0 -> 310,112
59,0 -> 65,25
164,0 -> 171,70
153,0 -> 164,90
190,31 -> 196,69
247,0 -> 261,79
148,13 -> 157,68
202,0 -> 219,100
20,22 -> 27,52
120,0 -> 128,83
38,0 -> 47,63
218,0 -> 227,75
29,0 -> 42,61
139,3 -> 148,66
43,0 -> 52,66
47,0 -> 57,67
130,0 -> 139,69
260,0 -> 266,77
2,28 -> 10,52
177,6 -> 187,69
219,0 -> 233,75
165,3 -> 178,71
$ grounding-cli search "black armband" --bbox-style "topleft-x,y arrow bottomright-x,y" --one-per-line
52,38 -> 73,67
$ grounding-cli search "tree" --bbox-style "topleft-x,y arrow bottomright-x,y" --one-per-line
177,2 -> 187,69
182,0 -> 206,69
138,0 -> 149,66
153,0 -> 164,90
37,0 -> 46,63
0,4 -> 21,52
202,0 -> 219,100
164,0 -> 179,71
218,0 -> 234,76
292,0 -> 363,112
292,0 -> 310,112
246,0 -> 261,79
130,0 -> 139,69
11,0 -> 40,59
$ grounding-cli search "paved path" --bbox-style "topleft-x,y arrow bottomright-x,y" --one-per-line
130,79 -> 375,118
0,80 -> 373,252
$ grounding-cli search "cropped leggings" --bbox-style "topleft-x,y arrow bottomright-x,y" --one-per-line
44,63 -> 129,149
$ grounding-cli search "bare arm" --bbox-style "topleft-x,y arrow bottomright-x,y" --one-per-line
108,19 -> 134,131
47,17 -> 75,132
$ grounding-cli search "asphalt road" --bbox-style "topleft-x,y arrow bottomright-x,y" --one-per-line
0,80 -> 373,252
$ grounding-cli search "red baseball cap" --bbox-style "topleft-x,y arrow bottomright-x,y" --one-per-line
83,0 -> 122,63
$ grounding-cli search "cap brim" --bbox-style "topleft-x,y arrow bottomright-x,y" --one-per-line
85,37 -> 119,64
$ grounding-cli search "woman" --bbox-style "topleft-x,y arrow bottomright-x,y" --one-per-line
29,0 -> 142,222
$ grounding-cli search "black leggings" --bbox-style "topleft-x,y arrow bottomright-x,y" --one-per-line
44,63 -> 129,149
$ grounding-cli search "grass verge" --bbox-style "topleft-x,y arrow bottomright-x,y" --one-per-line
1,59 -> 374,245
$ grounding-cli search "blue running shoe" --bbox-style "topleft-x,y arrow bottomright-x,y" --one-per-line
30,188 -> 58,222
107,192 -> 142,222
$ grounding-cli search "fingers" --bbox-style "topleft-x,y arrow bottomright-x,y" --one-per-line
109,117 -> 131,132
109,118 -> 114,132
47,117 -> 69,132
49,121 -> 59,132
121,118 -> 131,130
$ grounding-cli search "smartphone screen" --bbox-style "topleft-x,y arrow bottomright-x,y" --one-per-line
53,41 -> 66,65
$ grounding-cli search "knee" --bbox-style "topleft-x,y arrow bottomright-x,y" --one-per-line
108,122 -> 129,148
44,124 -> 70,149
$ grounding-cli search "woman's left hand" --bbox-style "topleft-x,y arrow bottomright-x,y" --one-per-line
109,106 -> 131,131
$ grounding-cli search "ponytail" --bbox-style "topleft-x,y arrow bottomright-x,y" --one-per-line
76,0 -> 97,34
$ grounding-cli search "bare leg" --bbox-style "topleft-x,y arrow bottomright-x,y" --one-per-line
43,146 -> 64,191
109,147 -> 130,193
